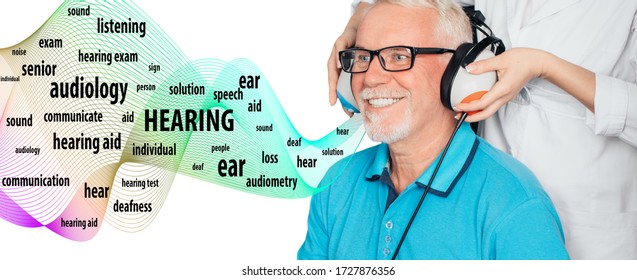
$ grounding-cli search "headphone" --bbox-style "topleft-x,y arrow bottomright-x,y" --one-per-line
336,7 -> 505,114
440,7 -> 505,111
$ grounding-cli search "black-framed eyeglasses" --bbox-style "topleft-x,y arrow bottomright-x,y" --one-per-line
339,46 -> 455,73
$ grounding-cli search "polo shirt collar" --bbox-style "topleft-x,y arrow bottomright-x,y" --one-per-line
365,122 -> 479,197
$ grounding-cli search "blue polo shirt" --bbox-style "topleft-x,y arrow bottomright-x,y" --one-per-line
298,123 -> 569,260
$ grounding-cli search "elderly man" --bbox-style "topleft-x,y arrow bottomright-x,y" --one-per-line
298,0 -> 568,260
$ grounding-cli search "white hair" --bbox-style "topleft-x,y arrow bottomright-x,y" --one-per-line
373,0 -> 472,48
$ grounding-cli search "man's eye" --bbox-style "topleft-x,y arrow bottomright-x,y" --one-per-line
395,54 -> 408,61
358,55 -> 371,62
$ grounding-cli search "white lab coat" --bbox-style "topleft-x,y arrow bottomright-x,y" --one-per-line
353,0 -> 637,259
463,0 -> 637,259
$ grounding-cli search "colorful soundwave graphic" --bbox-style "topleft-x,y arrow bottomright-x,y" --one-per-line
0,1 -> 365,240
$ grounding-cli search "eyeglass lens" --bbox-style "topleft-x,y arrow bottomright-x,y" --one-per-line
340,47 -> 414,73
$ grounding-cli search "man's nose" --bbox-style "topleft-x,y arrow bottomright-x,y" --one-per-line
363,56 -> 391,88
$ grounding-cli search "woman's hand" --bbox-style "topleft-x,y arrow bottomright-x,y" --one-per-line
455,47 -> 595,122
328,27 -> 358,116
454,48 -> 548,122
328,2 -> 371,117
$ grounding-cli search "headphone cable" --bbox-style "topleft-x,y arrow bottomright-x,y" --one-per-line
391,112 -> 468,260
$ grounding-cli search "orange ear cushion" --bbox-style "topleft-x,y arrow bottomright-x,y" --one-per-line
460,91 -> 488,116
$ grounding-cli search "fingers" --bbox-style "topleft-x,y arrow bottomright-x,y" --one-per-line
466,54 -> 501,75
454,85 -> 500,112
328,36 -> 351,106
462,98 -> 505,122
341,105 -> 354,118
454,48 -> 546,122
453,81 -> 514,122
328,46 -> 340,106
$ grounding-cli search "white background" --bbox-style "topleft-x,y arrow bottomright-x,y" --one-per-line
1,1 -> 633,279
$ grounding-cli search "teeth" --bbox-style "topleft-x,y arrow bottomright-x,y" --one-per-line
368,98 -> 400,108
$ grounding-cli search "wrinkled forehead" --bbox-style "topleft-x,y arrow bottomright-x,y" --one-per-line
357,3 -> 440,49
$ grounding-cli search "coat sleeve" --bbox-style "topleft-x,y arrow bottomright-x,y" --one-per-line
586,12 -> 637,147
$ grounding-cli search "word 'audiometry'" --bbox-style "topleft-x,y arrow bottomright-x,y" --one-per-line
0,2 -> 364,240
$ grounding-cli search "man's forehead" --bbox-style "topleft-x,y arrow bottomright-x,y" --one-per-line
357,3 -> 439,49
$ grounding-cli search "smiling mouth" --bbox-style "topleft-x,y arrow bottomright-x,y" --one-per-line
367,97 -> 403,108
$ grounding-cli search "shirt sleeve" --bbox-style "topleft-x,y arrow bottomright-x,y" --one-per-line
585,13 -> 637,147
297,184 -> 330,260
489,198 -> 570,260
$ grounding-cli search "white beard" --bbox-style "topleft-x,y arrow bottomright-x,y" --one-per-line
359,87 -> 412,144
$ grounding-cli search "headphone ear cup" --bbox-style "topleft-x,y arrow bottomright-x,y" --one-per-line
461,35 -> 503,66
440,43 -> 474,110
449,49 -> 496,109
336,71 -> 360,113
